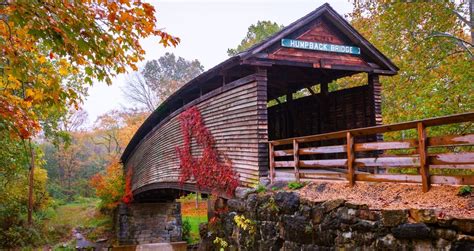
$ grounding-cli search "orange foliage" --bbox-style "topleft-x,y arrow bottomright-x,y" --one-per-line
0,1 -> 179,139
90,158 -> 125,210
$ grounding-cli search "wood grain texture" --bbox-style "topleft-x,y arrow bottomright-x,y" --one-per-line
126,77 -> 268,194
269,16 -> 369,69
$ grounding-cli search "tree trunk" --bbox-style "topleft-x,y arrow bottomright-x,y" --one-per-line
28,146 -> 35,225
470,0 -> 473,44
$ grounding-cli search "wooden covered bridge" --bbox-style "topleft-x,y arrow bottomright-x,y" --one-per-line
121,3 -> 474,204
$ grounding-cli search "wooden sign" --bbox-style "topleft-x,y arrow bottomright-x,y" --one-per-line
281,38 -> 361,55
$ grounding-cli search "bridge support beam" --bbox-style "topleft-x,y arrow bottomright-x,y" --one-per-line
117,202 -> 182,245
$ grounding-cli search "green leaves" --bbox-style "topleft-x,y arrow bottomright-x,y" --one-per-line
227,20 -> 283,56
349,1 -> 473,137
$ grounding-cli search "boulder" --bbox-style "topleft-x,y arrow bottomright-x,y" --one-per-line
452,219 -> 474,234
235,187 -> 256,199
381,209 -> 407,227
392,223 -> 433,239
313,228 -> 336,246
358,209 -> 381,221
336,207 -> 357,224
275,192 -> 300,215
434,228 -> 457,241
352,220 -> 378,231
409,208 -> 437,224
311,205 -> 325,224
321,199 -> 345,213
281,215 -> 313,244
259,221 -> 279,241
227,199 -> 245,213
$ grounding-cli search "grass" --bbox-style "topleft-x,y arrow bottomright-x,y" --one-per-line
183,215 -> 208,242
45,197 -> 113,246
288,181 -> 305,190
181,200 -> 208,244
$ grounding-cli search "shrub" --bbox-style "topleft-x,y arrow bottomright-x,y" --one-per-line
182,219 -> 192,244
458,185 -> 472,196
287,181 -> 305,190
255,184 -> 267,193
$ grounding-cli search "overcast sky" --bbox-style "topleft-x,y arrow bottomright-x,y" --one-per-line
83,0 -> 353,125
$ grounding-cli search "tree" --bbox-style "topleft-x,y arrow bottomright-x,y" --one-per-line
90,109 -> 147,209
123,53 -> 204,112
348,1 -> 473,138
0,0 -> 178,227
227,21 -> 284,56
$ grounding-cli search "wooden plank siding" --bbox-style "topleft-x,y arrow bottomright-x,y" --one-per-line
126,74 -> 268,194
268,16 -> 371,70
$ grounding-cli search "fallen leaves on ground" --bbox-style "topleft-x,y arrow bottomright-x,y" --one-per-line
298,182 -> 473,219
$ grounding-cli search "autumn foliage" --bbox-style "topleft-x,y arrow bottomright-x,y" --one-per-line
176,107 -> 239,195
122,168 -> 134,204
90,158 -> 125,210
0,1 -> 179,140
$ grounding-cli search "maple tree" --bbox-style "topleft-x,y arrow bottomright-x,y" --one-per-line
0,0 -> 179,139
89,109 -> 146,209
0,0 -> 178,229
176,106 -> 239,196
90,157 -> 125,210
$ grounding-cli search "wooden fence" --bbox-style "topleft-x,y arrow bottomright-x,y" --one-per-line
268,112 -> 474,192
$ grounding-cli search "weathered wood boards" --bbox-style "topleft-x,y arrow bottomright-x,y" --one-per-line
127,74 -> 268,193
268,112 -> 474,190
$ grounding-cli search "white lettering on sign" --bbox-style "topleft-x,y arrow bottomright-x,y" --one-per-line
281,39 -> 361,55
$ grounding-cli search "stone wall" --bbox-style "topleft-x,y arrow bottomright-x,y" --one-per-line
117,202 -> 182,245
200,190 -> 474,250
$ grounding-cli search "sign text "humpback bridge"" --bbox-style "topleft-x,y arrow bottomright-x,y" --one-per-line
281,39 -> 361,55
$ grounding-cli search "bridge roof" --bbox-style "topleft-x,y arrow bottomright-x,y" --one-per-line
121,3 -> 398,164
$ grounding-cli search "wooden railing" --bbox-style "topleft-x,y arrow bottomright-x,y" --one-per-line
268,112 -> 474,192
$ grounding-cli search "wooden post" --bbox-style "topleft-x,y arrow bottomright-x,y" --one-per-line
269,142 -> 275,184
417,122 -> 430,192
195,192 -> 199,209
346,132 -> 355,187
293,139 -> 300,182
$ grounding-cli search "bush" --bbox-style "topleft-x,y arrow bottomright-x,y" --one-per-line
255,184 -> 267,193
182,219 -> 192,244
458,185 -> 472,196
287,181 -> 305,190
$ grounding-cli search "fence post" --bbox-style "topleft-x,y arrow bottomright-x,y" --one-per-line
417,122 -> 430,192
346,132 -> 355,187
293,139 -> 300,182
269,142 -> 275,184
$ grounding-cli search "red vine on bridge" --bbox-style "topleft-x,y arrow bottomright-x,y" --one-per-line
176,106 -> 238,195
122,167 -> 133,204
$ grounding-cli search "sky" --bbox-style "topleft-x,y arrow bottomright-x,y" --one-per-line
83,0 -> 353,125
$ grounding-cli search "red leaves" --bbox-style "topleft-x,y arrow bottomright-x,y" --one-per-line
0,97 -> 39,139
122,167 -> 133,204
176,106 -> 239,196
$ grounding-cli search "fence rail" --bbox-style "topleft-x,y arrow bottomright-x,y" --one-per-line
268,112 -> 474,192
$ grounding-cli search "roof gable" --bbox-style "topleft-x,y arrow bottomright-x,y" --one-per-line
240,3 -> 398,75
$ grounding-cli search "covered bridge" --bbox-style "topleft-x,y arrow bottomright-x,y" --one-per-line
118,3 -> 474,245
121,3 -> 397,201
121,3 -> 473,202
